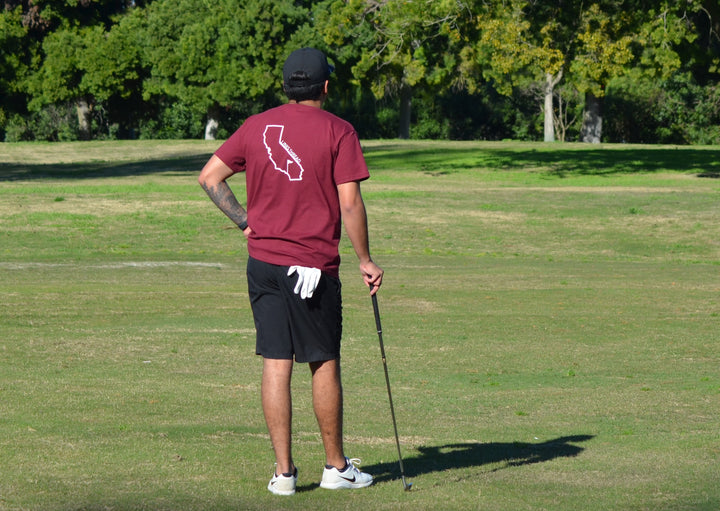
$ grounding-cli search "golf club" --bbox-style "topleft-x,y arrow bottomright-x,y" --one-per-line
371,293 -> 412,491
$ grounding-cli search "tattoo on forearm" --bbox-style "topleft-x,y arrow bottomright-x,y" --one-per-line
201,181 -> 248,226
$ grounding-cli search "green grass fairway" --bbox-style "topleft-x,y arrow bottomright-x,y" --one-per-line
1,140 -> 719,510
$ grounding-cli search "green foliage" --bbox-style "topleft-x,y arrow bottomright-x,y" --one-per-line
4,104 -> 80,142
467,0 -> 706,141
0,6 -> 32,128
605,72 -> 720,144
23,0 -> 145,110
635,1 -> 700,79
471,0 -> 565,96
139,0 -> 314,114
137,101 -> 205,140
328,0 -> 471,98
3,114 -> 31,142
410,97 -> 451,140
27,27 -> 85,110
79,24 -> 142,103
0,0 -> 718,143
19,5 -> 147,141
570,4 -> 635,96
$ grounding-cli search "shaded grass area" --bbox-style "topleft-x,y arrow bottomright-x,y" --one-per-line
1,140 -> 719,510
1,140 -> 719,181
361,141 -> 720,178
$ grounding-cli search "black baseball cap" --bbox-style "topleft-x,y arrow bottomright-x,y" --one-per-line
283,48 -> 334,87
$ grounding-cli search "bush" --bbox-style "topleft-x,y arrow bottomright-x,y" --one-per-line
35,104 -> 80,142
605,73 -> 720,145
4,105 -> 80,142
4,114 -> 32,142
686,83 -> 720,145
138,101 -> 204,140
2,103 -> 109,142
411,95 -> 450,140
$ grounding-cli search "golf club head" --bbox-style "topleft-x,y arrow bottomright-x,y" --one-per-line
402,476 -> 413,491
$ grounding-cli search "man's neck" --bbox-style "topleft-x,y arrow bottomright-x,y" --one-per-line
288,96 -> 326,109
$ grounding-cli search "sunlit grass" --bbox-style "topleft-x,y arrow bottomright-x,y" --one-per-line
1,140 -> 719,510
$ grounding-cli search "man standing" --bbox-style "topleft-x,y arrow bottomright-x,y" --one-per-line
198,48 -> 383,496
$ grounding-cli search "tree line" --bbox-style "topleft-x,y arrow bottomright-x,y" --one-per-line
1,0 -> 718,144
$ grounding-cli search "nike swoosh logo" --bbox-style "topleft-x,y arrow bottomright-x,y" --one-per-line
339,474 -> 356,483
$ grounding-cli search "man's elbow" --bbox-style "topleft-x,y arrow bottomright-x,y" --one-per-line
198,155 -> 227,189
340,198 -> 364,218
198,166 -> 209,187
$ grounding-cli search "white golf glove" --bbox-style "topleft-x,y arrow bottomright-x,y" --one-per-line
287,265 -> 321,299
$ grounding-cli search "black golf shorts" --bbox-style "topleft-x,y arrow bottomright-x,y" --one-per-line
246,256 -> 342,363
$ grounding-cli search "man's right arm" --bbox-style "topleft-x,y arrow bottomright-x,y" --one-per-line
198,155 -> 251,236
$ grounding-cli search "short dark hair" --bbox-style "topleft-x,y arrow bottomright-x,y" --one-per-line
283,70 -> 326,101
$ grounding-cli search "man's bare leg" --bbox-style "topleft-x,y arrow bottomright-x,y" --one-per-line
310,358 -> 346,469
262,358 -> 295,475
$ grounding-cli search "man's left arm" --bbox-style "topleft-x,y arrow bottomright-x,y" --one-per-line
338,180 -> 383,294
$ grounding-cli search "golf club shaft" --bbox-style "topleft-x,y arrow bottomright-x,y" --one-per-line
372,293 -> 409,489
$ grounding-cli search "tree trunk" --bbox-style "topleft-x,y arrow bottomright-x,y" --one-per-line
544,91 -> 555,142
543,71 -> 563,142
204,107 -> 220,140
398,84 -> 411,139
76,99 -> 91,141
544,75 -> 555,142
581,92 -> 603,143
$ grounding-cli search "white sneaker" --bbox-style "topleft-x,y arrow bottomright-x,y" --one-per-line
267,467 -> 297,495
320,457 -> 373,490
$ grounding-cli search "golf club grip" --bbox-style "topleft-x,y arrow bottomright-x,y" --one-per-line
372,293 -> 382,334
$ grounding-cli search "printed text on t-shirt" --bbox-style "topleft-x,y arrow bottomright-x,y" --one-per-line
263,125 -> 305,181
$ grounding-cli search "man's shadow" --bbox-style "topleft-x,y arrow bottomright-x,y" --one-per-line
297,434 -> 593,491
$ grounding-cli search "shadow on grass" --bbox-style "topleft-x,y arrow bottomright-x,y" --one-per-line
2,143 -> 718,181
363,144 -> 720,177
297,434 -> 594,492
0,154 -> 211,181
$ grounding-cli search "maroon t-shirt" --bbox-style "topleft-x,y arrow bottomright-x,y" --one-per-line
214,103 -> 369,278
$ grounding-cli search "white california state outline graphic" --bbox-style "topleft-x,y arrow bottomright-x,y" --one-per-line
263,124 -> 305,181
